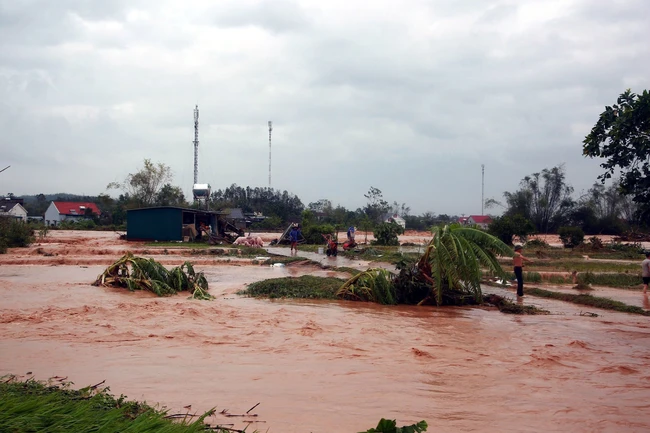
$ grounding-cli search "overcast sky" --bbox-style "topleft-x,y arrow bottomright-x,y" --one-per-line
1,0 -> 648,215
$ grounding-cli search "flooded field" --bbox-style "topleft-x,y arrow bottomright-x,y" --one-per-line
1,231 -> 650,432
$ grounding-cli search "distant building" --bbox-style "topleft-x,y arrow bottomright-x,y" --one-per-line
459,215 -> 493,230
44,201 -> 100,226
0,202 -> 28,221
382,213 -> 406,229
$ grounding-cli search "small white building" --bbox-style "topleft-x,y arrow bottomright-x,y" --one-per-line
44,201 -> 100,226
382,213 -> 406,229
0,202 -> 28,221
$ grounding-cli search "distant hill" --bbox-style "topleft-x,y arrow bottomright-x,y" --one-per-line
20,193 -> 101,204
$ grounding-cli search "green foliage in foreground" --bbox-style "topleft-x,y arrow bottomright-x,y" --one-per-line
0,376 -> 215,433
526,287 -> 650,316
1,377 -> 430,433
241,275 -> 346,299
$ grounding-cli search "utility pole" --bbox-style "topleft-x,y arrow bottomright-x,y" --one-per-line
481,164 -> 485,215
268,121 -> 273,188
193,105 -> 199,185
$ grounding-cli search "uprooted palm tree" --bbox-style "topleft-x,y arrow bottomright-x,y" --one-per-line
337,224 -> 513,306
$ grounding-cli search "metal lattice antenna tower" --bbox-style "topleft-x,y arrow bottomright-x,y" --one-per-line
268,121 -> 273,188
481,164 -> 485,215
193,105 -> 199,185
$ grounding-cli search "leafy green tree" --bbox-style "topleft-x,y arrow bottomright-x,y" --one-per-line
487,165 -> 574,233
210,184 -> 304,224
372,221 -> 405,246
155,184 -> 187,207
583,89 -> 650,220
558,226 -> 585,248
107,159 -> 173,207
488,215 -> 536,245
364,186 -> 390,223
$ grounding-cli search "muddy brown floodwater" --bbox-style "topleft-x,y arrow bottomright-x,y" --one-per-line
2,231 -> 650,432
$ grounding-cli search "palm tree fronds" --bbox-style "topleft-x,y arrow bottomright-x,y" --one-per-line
92,253 -> 213,300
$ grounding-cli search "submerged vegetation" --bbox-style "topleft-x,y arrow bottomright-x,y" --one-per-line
483,294 -> 550,315
93,253 -> 213,300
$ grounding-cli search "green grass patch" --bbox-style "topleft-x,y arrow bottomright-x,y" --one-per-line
526,287 -> 650,316
522,260 -> 640,273
578,272 -> 643,289
239,275 -> 346,299
342,247 -> 419,264
330,266 -> 362,276
0,376 -> 216,432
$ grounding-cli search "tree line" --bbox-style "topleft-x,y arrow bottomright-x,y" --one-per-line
12,88 -> 650,236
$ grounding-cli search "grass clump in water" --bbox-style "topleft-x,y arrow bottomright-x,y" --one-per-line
526,287 -> 650,316
483,294 -> 550,315
240,275 -> 346,299
0,376 -> 218,433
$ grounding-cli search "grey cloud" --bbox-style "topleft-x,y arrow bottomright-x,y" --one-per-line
1,0 -> 648,214
212,0 -> 310,33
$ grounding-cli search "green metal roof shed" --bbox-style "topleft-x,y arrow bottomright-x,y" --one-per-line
127,206 -> 223,241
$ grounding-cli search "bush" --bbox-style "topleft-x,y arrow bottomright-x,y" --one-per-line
526,238 -> 549,248
587,236 -> 604,249
558,226 -> 585,248
488,215 -> 535,246
0,218 -> 35,252
372,221 -> 404,246
302,224 -> 336,244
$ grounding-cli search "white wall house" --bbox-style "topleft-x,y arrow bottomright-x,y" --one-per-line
44,201 -> 100,226
466,215 -> 493,230
0,203 -> 28,221
382,213 -> 407,229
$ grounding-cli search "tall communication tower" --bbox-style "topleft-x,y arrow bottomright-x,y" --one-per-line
268,120 -> 273,188
481,164 -> 485,215
193,105 -> 199,185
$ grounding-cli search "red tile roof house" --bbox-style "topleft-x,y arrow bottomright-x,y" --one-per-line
44,201 -> 101,226
466,215 -> 493,230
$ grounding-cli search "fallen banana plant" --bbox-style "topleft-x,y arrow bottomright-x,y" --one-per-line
92,253 -> 213,300
335,268 -> 396,304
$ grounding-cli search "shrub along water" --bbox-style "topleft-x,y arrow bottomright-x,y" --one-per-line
0,218 -> 35,253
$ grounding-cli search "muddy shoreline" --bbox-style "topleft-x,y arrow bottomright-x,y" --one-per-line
2,231 -> 650,432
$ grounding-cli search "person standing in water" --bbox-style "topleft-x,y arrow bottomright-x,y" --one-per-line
289,224 -> 301,254
642,251 -> 650,294
513,245 -> 533,297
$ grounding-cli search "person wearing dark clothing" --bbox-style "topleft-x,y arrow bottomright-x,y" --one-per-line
347,226 -> 356,241
513,245 -> 532,297
289,225 -> 301,253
